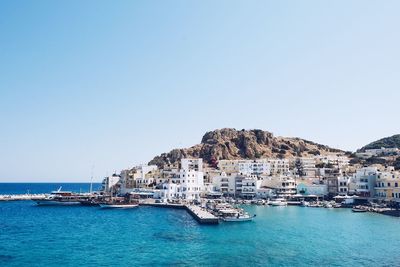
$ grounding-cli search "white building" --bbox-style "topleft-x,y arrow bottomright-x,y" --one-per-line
181,158 -> 203,172
212,172 -> 236,196
218,160 -> 240,174
267,159 -> 290,175
218,158 -> 289,176
351,167 -> 378,197
218,159 -> 271,175
262,175 -> 297,198
212,172 -> 263,198
294,157 -> 317,178
238,160 -> 270,175
337,176 -> 350,196
297,182 -> 328,197
365,147 -> 399,156
240,175 -> 263,199
256,187 -> 276,199
102,174 -> 121,193
316,155 -> 350,169
120,165 -> 158,193
157,159 -> 204,201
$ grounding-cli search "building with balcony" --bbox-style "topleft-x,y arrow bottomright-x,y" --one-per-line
375,170 -> 400,202
156,159 -> 204,201
240,175 -> 263,199
211,172 -> 236,196
262,175 -> 297,198
351,167 -> 378,197
337,176 -> 350,196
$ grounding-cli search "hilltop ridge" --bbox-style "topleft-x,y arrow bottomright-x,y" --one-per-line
149,128 -> 343,168
359,134 -> 400,151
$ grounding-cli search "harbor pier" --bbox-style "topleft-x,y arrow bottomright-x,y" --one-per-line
140,199 -> 219,224
185,205 -> 219,225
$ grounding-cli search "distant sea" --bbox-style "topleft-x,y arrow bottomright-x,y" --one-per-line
1,183 -> 400,266
0,183 -> 102,195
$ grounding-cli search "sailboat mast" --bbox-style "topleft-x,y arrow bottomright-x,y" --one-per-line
90,165 -> 94,194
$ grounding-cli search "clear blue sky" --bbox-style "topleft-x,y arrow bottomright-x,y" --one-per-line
1,1 -> 399,182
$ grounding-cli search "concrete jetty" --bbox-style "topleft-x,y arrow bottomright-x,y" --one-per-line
142,202 -> 186,209
185,205 -> 219,225
0,194 -> 47,201
141,199 -> 219,224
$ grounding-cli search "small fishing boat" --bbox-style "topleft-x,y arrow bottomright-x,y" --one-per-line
352,206 -> 367,213
256,199 -> 266,205
269,198 -> 288,206
300,201 -> 310,207
324,201 -> 335,208
218,208 -> 255,222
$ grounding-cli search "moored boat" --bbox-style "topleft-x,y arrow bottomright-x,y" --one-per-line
269,198 -> 288,206
256,199 -> 266,205
79,199 -> 101,206
218,208 -> 255,222
300,201 -> 310,207
99,203 -> 139,209
352,206 -> 367,213
34,187 -> 86,206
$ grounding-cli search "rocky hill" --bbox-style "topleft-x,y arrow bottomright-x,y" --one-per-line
149,128 -> 344,168
359,134 -> 400,151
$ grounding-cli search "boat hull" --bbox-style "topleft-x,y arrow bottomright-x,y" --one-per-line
99,204 -> 138,209
223,218 -> 253,222
223,216 -> 254,222
270,202 -> 287,206
34,200 -> 81,206
352,208 -> 367,213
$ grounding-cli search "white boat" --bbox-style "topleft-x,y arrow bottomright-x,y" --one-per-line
352,206 -> 367,213
256,199 -> 266,205
300,201 -> 310,207
223,214 -> 255,222
242,200 -> 251,205
34,187 -> 84,206
99,203 -> 138,209
218,208 -> 255,222
269,198 -> 288,206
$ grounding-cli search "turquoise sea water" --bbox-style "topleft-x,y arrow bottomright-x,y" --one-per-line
0,183 -> 102,195
1,184 -> 400,266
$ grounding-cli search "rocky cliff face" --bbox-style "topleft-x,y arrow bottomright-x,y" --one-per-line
148,128 -> 343,168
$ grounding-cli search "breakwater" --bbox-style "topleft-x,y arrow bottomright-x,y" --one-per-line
0,194 -> 47,201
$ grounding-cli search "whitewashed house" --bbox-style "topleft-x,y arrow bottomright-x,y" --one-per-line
351,167 -> 378,197
337,176 -> 350,196
157,159 -> 204,201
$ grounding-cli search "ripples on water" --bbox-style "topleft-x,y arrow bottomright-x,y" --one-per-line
1,186 -> 400,266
